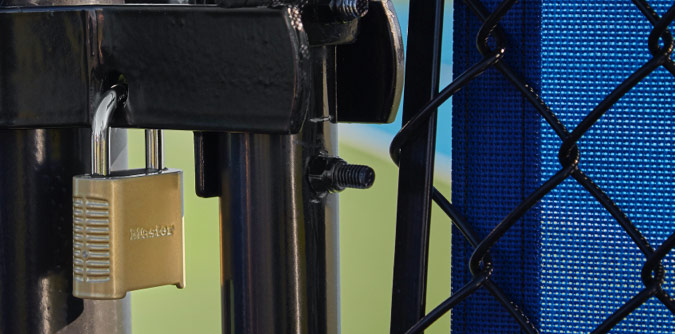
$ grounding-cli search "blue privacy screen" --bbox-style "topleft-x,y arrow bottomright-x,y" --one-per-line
452,1 -> 675,333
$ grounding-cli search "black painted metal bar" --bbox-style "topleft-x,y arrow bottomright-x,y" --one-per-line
217,46 -> 339,334
0,5 -> 311,133
389,0 -> 444,332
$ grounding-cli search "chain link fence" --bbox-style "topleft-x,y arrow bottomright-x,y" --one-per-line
390,0 -> 675,332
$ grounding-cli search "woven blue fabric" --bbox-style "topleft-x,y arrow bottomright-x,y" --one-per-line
452,1 -> 675,333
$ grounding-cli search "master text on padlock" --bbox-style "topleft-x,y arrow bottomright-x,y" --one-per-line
129,225 -> 176,241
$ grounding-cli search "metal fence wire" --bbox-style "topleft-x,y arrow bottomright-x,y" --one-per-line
389,0 -> 675,333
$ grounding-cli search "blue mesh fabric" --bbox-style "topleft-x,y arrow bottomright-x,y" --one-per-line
451,1 -> 543,332
452,1 -> 675,332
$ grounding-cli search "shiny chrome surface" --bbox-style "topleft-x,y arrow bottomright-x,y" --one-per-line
145,129 -> 164,170
91,88 -> 125,176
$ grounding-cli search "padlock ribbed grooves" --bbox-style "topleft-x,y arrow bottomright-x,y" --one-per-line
73,197 -> 111,283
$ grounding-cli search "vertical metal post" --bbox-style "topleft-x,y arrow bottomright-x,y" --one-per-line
0,129 -> 88,334
390,0 -> 444,332
0,128 -> 130,334
0,2 -> 130,333
218,46 -> 339,334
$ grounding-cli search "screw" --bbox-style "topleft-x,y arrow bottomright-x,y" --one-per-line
329,0 -> 368,21
333,163 -> 374,190
307,156 -> 375,194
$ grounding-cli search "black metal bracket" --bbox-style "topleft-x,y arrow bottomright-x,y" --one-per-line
0,1 -> 402,132
0,5 -> 311,133
335,0 -> 403,123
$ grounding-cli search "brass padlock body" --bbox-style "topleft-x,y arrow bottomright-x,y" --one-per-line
73,168 -> 184,299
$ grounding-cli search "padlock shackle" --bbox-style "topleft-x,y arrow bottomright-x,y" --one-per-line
91,85 -> 164,176
91,86 -> 126,176
145,129 -> 164,170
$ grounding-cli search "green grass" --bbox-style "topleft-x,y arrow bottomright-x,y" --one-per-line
128,130 -> 451,333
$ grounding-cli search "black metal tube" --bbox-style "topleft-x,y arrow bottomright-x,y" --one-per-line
218,46 -> 339,334
0,129 -> 88,333
0,128 -> 130,334
390,0 -> 444,332
0,129 -> 123,334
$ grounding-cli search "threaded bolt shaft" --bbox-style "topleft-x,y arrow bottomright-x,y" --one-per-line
330,0 -> 368,21
307,156 -> 376,195
333,163 -> 375,189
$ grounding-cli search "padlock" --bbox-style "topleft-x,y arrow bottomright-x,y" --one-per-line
72,86 -> 185,299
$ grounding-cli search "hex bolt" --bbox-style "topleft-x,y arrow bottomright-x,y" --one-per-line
307,156 -> 375,194
329,0 -> 368,21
